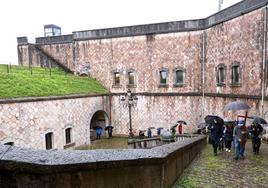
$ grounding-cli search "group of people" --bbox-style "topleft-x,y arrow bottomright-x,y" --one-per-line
95,125 -> 114,139
208,120 -> 264,160
139,128 -> 154,139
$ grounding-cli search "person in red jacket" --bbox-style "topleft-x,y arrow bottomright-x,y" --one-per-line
178,123 -> 183,134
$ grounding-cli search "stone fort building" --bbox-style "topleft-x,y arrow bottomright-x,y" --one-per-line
1,0 -> 268,150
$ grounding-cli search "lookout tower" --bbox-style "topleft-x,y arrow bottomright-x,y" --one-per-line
44,24 -> 61,37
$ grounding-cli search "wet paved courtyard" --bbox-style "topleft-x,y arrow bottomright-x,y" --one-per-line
173,140 -> 268,188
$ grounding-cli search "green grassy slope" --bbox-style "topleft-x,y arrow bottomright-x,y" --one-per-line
0,65 -> 107,99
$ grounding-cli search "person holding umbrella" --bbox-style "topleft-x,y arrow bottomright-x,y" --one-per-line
105,125 -> 114,138
223,100 -> 250,160
233,120 -> 248,160
205,115 -> 224,156
177,120 -> 187,134
249,122 -> 263,154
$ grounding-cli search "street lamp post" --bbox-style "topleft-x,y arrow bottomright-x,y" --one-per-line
120,89 -> 138,138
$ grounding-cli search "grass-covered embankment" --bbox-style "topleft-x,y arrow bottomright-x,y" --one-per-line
0,64 -> 107,99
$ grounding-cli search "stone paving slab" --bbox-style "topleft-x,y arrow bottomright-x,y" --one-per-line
173,140 -> 268,188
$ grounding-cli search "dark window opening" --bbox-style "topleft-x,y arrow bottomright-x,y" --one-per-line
175,70 -> 184,84
160,70 -> 167,84
232,65 -> 240,84
114,72 -> 120,86
217,66 -> 225,85
4,142 -> 14,146
45,132 -> 53,150
65,128 -> 72,144
128,72 -> 135,85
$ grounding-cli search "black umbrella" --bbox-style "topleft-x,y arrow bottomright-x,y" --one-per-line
251,116 -> 267,124
105,125 -> 114,130
223,101 -> 250,112
204,115 -> 224,125
177,120 -> 187,125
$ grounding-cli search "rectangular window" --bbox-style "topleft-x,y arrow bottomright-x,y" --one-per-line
217,66 -> 225,85
65,128 -> 72,144
128,72 -> 135,85
114,72 -> 120,86
160,70 -> 167,84
175,70 -> 183,84
45,132 -> 53,150
232,65 -> 240,84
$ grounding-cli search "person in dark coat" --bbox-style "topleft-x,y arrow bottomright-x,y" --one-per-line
249,122 -> 263,154
139,130 -> 145,139
106,126 -> 113,138
224,123 -> 234,152
208,120 -> 223,156
147,128 -> 152,138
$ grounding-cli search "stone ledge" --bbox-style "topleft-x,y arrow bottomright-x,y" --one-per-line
0,135 -> 206,173
0,93 -> 109,104
1,92 -> 265,104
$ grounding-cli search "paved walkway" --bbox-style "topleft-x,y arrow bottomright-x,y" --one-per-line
173,140 -> 268,188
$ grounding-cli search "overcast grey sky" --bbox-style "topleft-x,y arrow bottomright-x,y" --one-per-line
0,0 -> 241,64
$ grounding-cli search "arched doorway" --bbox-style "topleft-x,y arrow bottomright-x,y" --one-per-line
90,110 -> 109,140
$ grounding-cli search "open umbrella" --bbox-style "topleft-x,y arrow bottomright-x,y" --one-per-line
105,125 -> 114,130
177,120 -> 187,125
250,116 -> 267,124
204,115 -> 224,125
148,126 -> 155,129
223,101 -> 250,112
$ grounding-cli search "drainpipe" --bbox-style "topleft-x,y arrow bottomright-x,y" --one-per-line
261,6 -> 267,117
109,94 -> 112,125
201,31 -> 206,120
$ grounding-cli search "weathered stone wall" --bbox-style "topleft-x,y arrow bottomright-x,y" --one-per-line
39,43 -> 74,71
17,2 -> 268,98
110,95 -> 263,136
0,96 -> 109,149
0,94 -> 265,149
205,9 -> 263,96
71,32 -> 202,93
17,45 -> 30,66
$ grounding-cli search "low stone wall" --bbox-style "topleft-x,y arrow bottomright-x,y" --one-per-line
0,135 -> 206,188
